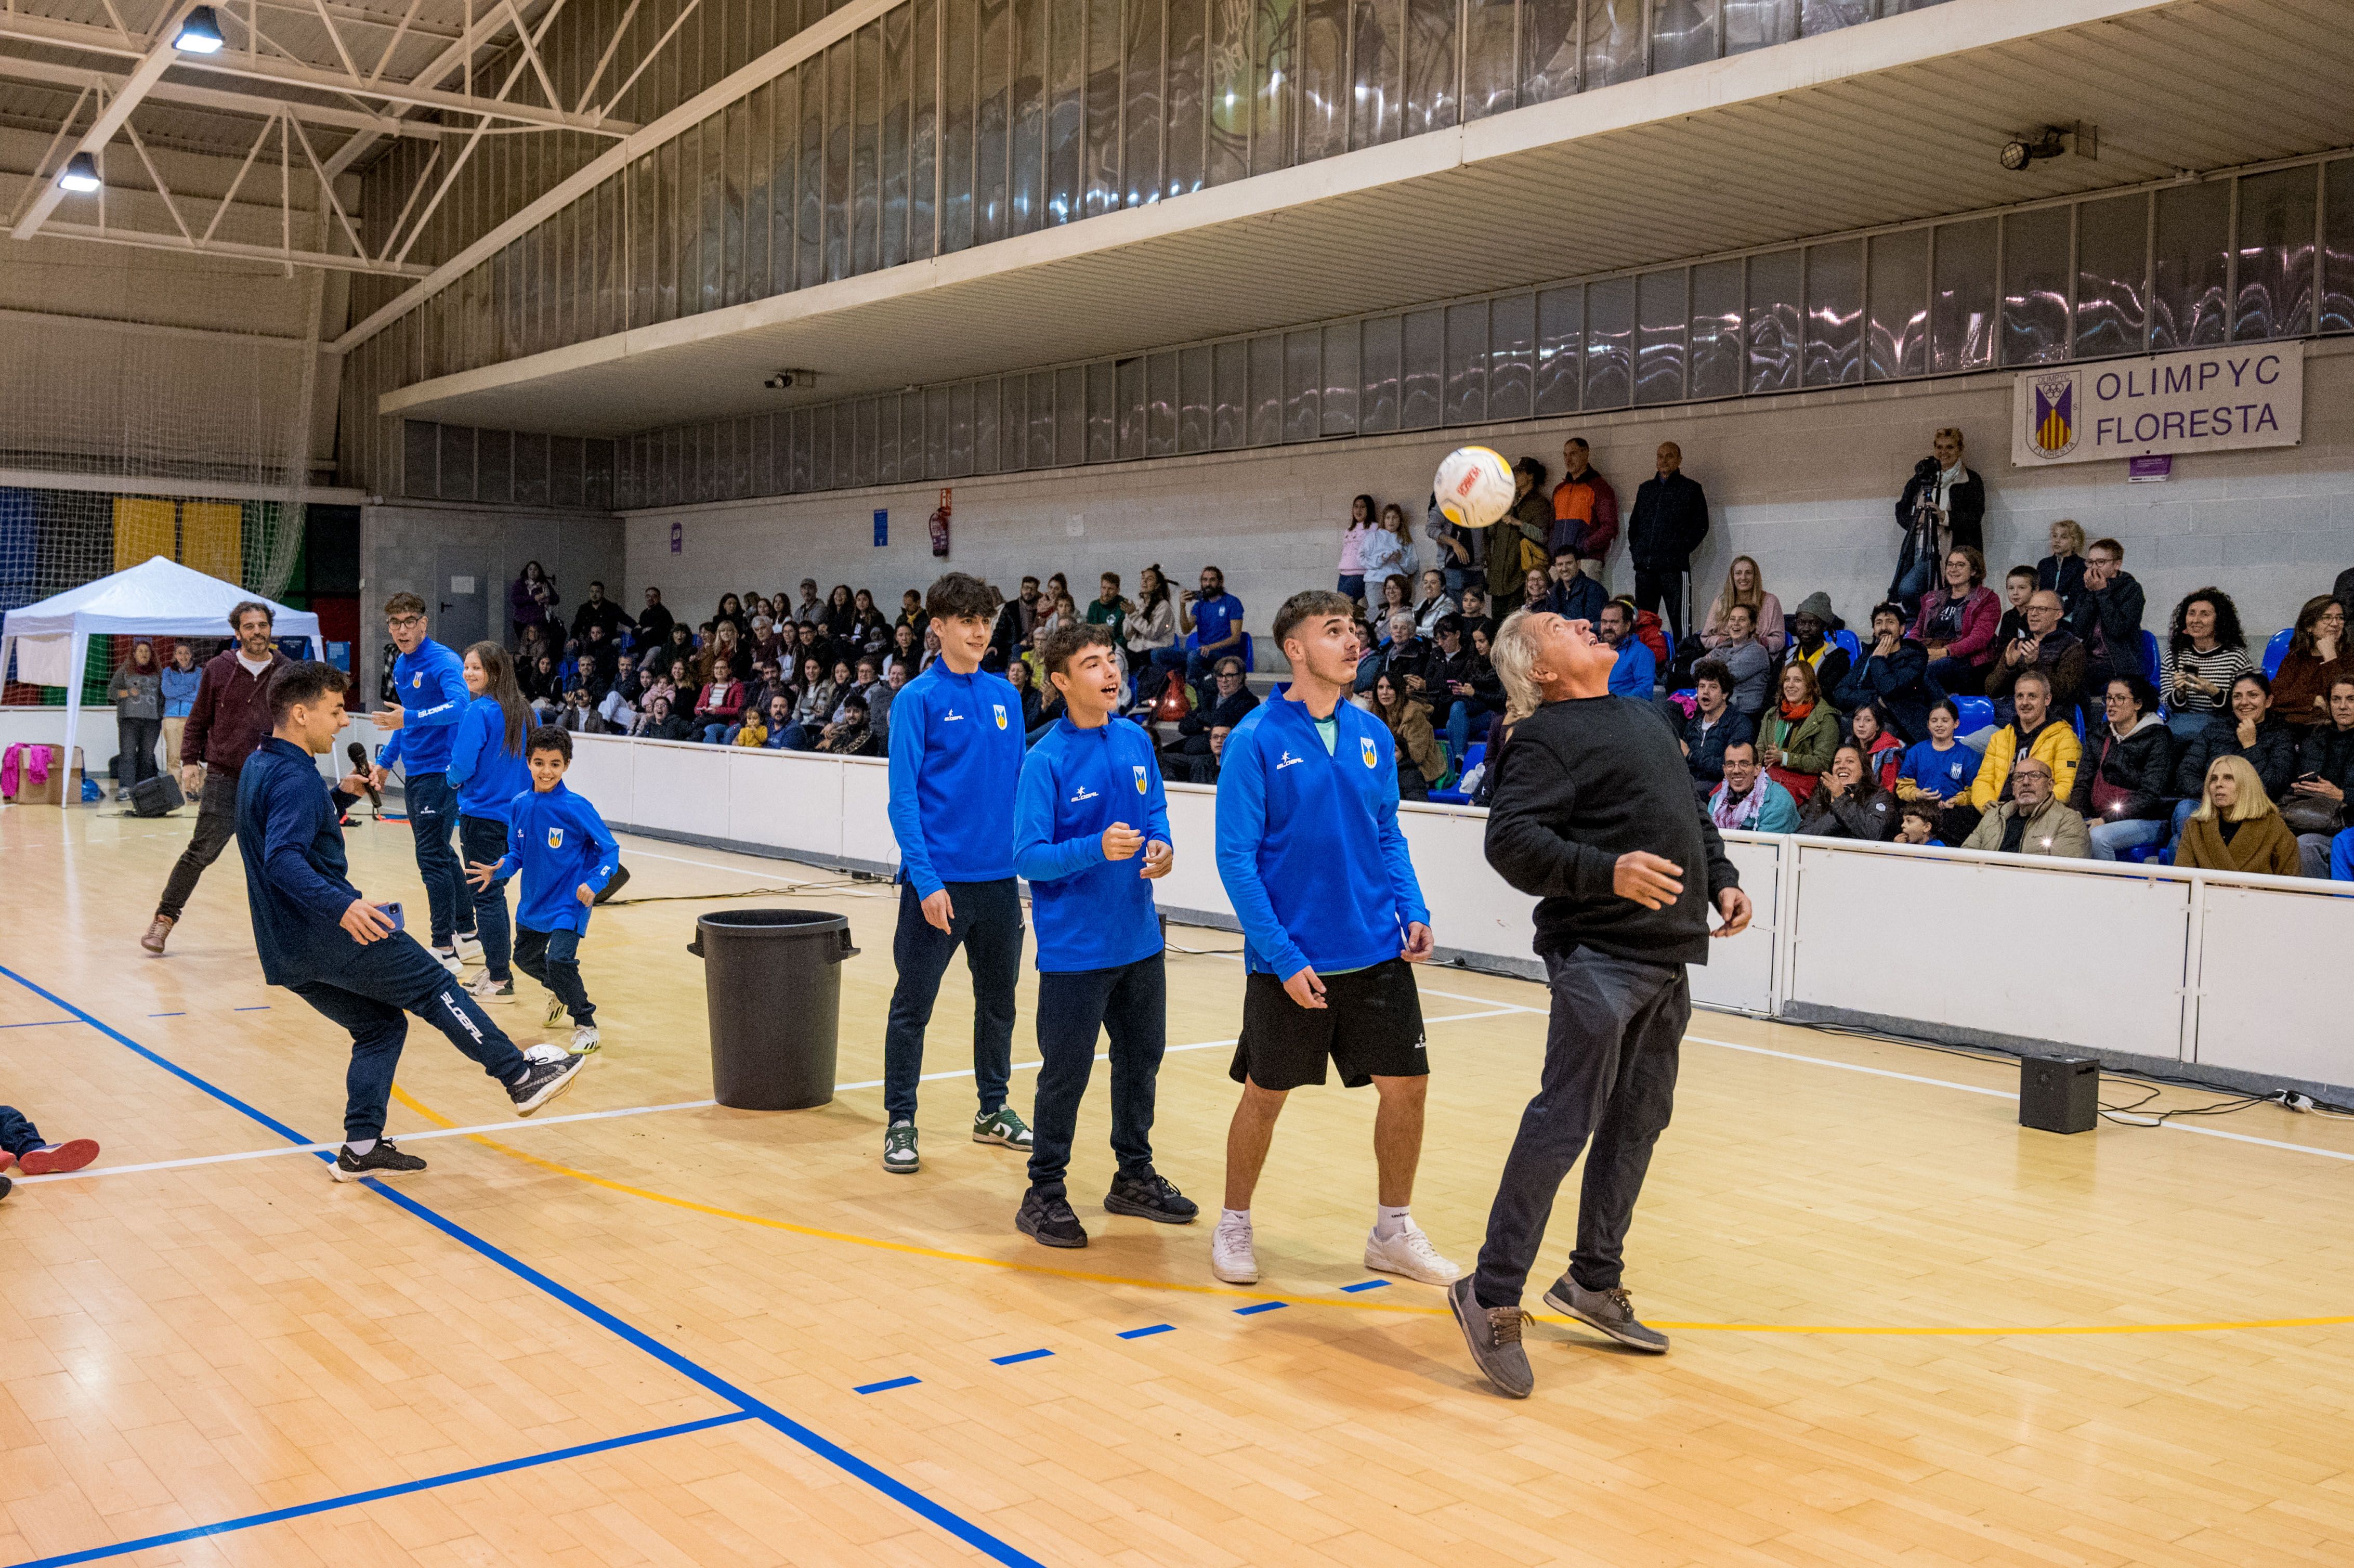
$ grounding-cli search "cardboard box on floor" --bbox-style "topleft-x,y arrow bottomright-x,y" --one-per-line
1,744 -> 86,806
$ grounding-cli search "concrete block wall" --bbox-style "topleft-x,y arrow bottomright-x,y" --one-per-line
622,338 -> 2354,654
359,502 -> 625,703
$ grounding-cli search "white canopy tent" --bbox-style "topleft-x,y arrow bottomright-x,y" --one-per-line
1,556 -> 321,766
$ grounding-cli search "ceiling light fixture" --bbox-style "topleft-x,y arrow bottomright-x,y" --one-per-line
173,5 -> 227,53
57,151 -> 101,193
1999,126 -> 2071,172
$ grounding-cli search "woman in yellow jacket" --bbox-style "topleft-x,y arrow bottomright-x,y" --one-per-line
2176,754 -> 2301,876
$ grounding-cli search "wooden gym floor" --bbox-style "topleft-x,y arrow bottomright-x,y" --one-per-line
5,800 -> 2354,1568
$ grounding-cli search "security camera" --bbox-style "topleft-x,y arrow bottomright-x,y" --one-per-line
763,371 -> 797,390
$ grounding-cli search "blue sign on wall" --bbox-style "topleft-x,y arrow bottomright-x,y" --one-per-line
873,508 -> 888,546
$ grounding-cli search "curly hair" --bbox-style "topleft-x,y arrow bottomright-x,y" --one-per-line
2168,586 -> 2246,655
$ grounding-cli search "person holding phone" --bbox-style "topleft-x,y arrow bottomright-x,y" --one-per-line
2159,588 -> 2251,742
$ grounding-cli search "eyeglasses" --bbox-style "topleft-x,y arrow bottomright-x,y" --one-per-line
387,615 -> 426,631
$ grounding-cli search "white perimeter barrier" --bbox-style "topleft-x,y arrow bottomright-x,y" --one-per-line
524,735 -> 2354,1098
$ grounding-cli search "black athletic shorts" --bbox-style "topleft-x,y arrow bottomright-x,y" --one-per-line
1230,957 -> 1428,1091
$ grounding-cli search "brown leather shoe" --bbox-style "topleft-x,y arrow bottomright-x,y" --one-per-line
140,914 -> 174,955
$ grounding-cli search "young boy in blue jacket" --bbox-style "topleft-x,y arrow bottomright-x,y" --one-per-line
244,663 -> 584,1183
446,641 -> 534,1005
1211,590 -> 1455,1290
1009,623 -> 1197,1248
879,572 -> 1031,1175
369,592 -> 477,970
469,726 -> 619,1055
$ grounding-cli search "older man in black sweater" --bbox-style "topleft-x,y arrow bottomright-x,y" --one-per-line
1449,608 -> 1750,1400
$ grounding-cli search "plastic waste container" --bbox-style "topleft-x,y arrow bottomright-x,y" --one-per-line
688,909 -> 859,1110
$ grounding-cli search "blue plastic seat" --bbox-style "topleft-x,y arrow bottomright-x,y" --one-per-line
2141,630 -> 2162,683
1428,742 -> 1486,805
1831,628 -> 1861,660
1954,695 -> 1996,735
2263,627 -> 2293,678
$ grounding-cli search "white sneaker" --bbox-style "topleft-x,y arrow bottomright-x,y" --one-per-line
433,947 -> 464,976
1364,1219 -> 1460,1285
569,1024 -> 601,1055
453,929 -> 483,961
544,990 -> 567,1027
467,972 -> 513,1003
1211,1216 -> 1259,1285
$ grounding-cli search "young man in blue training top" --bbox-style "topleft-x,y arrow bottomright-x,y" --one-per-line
880,571 -> 1031,1174
1211,589 -> 1457,1289
369,592 -> 478,972
1010,622 -> 1197,1247
244,662 -> 584,1182
446,641 -> 534,1005
467,726 -> 619,1056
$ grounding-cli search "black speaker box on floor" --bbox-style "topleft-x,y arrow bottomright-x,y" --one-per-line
2019,1054 -> 2099,1134
126,773 -> 184,817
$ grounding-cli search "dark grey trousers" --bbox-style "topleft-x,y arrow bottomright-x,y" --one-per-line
1472,948 -> 1689,1309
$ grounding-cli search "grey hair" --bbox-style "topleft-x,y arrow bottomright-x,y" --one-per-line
1490,608 -> 1545,724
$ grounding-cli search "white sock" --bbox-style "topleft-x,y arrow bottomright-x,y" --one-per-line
345,1138 -> 376,1157
1374,1203 -> 1410,1239
1220,1207 -> 1250,1230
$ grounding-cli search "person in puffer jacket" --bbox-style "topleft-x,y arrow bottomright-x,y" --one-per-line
1797,742 -> 1898,841
2070,673 -> 2175,861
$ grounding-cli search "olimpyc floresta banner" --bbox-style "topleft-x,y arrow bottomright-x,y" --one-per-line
2011,343 -> 2304,467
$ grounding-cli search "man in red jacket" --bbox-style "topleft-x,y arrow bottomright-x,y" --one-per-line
142,600 -> 289,955
1549,438 -> 1620,582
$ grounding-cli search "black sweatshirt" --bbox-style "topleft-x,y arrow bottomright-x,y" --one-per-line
1483,696 -> 1739,966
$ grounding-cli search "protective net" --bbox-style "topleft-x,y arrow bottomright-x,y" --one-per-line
0,311 -> 319,708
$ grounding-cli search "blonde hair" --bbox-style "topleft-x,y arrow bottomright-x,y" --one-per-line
2048,518 -> 2085,555
1719,554 -> 1766,613
2192,754 -> 2273,824
1490,608 -> 1545,724
1933,426 -> 1965,450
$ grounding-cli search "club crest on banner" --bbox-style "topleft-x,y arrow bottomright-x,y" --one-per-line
2029,372 -> 2078,459
547,827 -> 564,849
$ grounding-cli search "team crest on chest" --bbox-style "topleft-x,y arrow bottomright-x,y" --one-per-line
1360,735 -> 1378,768
993,703 -> 1007,729
1133,764 -> 1148,794
411,673 -> 423,688
547,827 -> 564,849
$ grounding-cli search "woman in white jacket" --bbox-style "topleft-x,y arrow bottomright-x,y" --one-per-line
1357,502 -> 1417,595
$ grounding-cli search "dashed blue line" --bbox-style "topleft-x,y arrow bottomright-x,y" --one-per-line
1234,1301 -> 1286,1316
990,1348 -> 1053,1366
1339,1279 -> 1390,1293
854,1376 -> 921,1395
232,1005 -> 271,1012
147,1012 -> 184,1018
1116,1324 -> 1174,1340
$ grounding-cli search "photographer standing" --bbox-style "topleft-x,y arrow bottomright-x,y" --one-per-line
1890,428 -> 1984,617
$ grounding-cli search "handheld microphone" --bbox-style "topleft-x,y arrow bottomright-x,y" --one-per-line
346,741 -> 384,813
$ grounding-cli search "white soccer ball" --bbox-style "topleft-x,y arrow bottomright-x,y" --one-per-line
1433,445 -> 1514,531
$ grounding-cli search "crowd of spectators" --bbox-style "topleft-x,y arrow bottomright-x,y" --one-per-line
489,421 -> 2354,882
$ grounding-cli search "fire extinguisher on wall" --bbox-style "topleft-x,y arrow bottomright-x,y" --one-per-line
928,488 -> 951,557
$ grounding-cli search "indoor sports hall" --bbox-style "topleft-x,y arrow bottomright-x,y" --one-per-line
5,1 -> 2354,1565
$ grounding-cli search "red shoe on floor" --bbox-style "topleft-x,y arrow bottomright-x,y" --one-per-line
17,1140 -> 100,1176
0,1150 -> 14,1173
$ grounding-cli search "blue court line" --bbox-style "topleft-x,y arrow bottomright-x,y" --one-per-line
1234,1302 -> 1287,1316
5,1412 -> 754,1568
0,963 -> 1046,1568
989,1349 -> 1052,1366
1115,1324 -> 1174,1340
855,1376 -> 922,1395
146,1012 -> 184,1018
0,1019 -> 72,1029
232,1005 -> 271,1012
1338,1280 -> 1390,1293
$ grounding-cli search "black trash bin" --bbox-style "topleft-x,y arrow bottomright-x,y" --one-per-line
688,909 -> 859,1110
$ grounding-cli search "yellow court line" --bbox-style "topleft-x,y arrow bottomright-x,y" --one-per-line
388,1086 -> 2354,1339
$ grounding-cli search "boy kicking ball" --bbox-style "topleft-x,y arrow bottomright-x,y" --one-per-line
1010,623 -> 1195,1247
469,727 -> 618,1056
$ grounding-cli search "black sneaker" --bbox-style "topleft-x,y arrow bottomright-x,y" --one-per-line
1449,1276 -> 1534,1398
508,1054 -> 587,1115
0,1174 -> 12,1203
332,1140 -> 428,1183
1015,1187 -> 1089,1249
1102,1171 -> 1199,1225
1543,1274 -> 1670,1353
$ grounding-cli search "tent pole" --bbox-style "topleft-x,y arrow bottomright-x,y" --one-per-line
62,630 -> 89,803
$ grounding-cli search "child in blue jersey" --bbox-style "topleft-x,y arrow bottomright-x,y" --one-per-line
467,726 -> 619,1055
1009,623 -> 1197,1248
1211,590 -> 1456,1291
369,592 -> 478,970
447,642 -> 535,1005
879,572 -> 1031,1174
